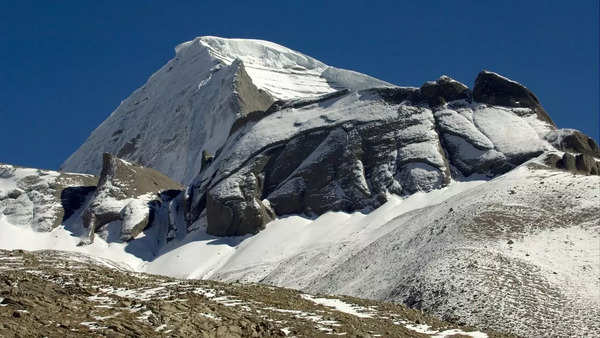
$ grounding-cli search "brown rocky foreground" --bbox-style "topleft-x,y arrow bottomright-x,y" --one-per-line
0,249 -> 507,337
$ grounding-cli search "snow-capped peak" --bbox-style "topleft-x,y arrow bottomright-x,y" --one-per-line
174,36 -> 394,100
176,36 -> 327,72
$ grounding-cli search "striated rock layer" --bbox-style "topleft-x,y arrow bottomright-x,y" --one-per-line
183,70 -> 599,236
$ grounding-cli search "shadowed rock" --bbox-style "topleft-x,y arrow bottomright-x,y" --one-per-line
206,153 -> 275,236
545,129 -> 600,158
545,152 -> 600,176
473,70 -> 556,126
420,76 -> 472,107
81,153 -> 182,244
575,154 -> 597,175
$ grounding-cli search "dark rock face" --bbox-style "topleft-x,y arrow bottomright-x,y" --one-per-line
420,76 -> 472,107
60,186 -> 97,223
545,129 -> 600,158
366,76 -> 471,108
546,152 -> 600,176
206,154 -> 275,236
560,153 -> 577,171
575,154 -> 597,175
200,150 -> 214,172
81,153 -> 183,243
231,59 -> 274,115
188,70 -> 581,236
473,70 -> 556,126
199,102 -> 453,236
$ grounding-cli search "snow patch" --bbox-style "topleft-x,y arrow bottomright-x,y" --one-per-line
300,294 -> 374,318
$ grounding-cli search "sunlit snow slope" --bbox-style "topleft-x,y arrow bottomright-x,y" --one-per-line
61,36 -> 393,183
2,160 -> 599,337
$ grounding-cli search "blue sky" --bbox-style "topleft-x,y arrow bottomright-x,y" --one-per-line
1,1 -> 598,170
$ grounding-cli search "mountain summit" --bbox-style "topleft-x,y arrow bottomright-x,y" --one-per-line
61,36 -> 393,183
2,37 -> 599,337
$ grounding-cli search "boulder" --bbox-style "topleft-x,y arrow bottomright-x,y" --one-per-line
200,150 -> 214,172
473,70 -> 556,127
119,199 -> 151,241
419,76 -> 472,107
543,153 -> 562,168
592,162 -> 600,176
559,153 -> 577,171
575,154 -> 596,175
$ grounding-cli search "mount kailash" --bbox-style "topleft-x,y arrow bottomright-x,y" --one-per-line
1,36 -> 599,337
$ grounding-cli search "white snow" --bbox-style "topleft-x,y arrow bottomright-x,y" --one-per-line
178,36 -> 393,100
435,108 -> 494,149
143,179 -> 486,281
396,320 -> 488,338
61,36 -> 393,183
0,164 -> 63,231
473,105 -> 548,156
80,322 -> 108,330
0,178 -> 485,282
0,216 -> 142,271
480,70 -> 523,86
497,226 -> 600,303
300,294 -> 374,318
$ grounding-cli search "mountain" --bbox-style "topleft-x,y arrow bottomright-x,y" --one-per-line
61,36 -> 393,184
2,36 -> 600,337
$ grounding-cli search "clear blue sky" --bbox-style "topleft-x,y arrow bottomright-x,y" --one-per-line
1,1 -> 598,170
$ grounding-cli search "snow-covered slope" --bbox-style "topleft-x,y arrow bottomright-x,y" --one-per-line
177,36 -> 393,99
2,159 -> 599,337
61,36 -> 393,183
6,36 -> 600,337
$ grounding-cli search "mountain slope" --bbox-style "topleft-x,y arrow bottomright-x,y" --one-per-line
3,36 -> 600,337
0,249 -> 494,337
61,36 -> 393,183
2,157 -> 598,337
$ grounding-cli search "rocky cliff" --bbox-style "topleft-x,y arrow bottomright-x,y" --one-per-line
183,70 -> 599,237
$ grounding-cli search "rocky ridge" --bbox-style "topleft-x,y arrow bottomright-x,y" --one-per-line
183,70 -> 600,237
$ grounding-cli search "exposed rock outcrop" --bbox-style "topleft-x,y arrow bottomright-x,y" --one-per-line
419,75 -> 472,107
206,153 -> 275,236
81,153 -> 182,244
184,70 -> 587,236
0,164 -> 97,231
545,129 -> 600,158
473,70 -> 556,126
543,152 -> 600,176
